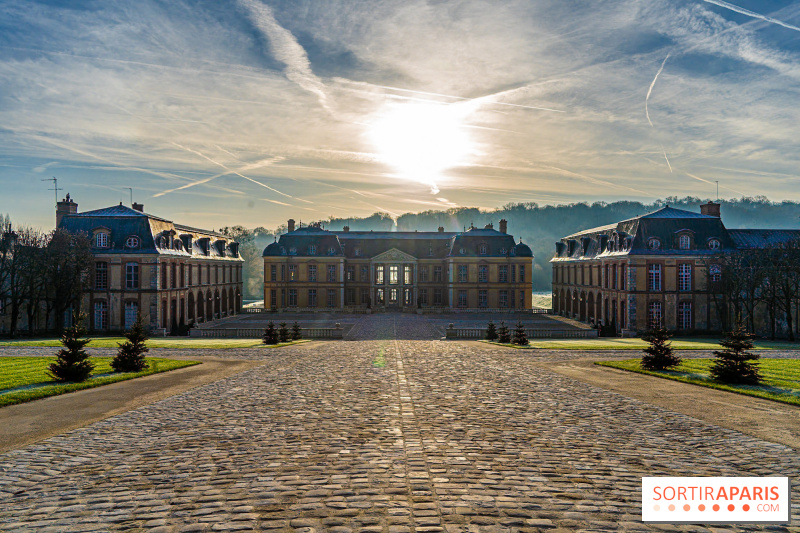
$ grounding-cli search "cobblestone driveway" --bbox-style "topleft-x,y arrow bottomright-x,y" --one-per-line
1,315 -> 798,532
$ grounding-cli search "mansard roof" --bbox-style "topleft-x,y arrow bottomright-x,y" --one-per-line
264,225 -> 527,259
59,203 -> 241,260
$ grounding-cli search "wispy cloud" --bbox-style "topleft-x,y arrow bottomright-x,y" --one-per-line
700,0 -> 800,33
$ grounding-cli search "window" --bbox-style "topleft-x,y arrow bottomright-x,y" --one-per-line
648,264 -> 662,291
458,265 -> 468,283
95,262 -> 108,290
428,245 -> 434,257
328,265 -> 336,282
270,290 -> 277,309
499,290 -> 508,308
648,238 -> 661,251
511,265 -> 516,282
346,288 -> 356,305
188,265 -> 193,286
281,264 -> 286,281
648,301 -> 662,329
360,265 -> 369,282
433,288 -> 443,305
95,232 -> 109,248
459,247 -> 466,255
346,266 -> 355,281
271,265 -> 277,282
171,263 -> 177,289
457,290 -> 468,307
679,234 -> 690,250
478,265 -> 488,283
328,289 -> 336,307
479,243 -> 488,255
389,288 -> 398,303
289,247 -> 297,255
419,288 -> 428,305
433,266 -> 443,282
404,265 -> 412,285
308,245 -> 317,255
499,265 -> 508,283
376,265 -> 384,285
376,288 -> 385,304
389,265 -> 399,285
125,236 -> 140,248
678,301 -> 692,330
354,247 -> 362,257
710,264 -> 722,283
678,264 -> 692,292
500,248 -> 507,255
308,265 -> 317,282
94,300 -> 108,330
478,289 -> 488,308
328,247 -> 336,256
289,264 -> 298,281
419,267 -> 428,282
520,265 -> 526,283
308,289 -> 317,307
288,289 -> 298,307
125,263 -> 139,290
510,290 -> 515,308
404,289 -> 412,305
181,264 -> 186,287
360,289 -> 369,305
708,238 -> 721,250
124,301 -> 138,330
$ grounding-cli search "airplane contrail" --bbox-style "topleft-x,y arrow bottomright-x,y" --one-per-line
701,0 -> 800,33
662,150 -> 673,173
685,172 -> 749,196
646,53 -> 670,128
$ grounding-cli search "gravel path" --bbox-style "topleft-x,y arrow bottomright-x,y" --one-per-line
0,315 -> 798,532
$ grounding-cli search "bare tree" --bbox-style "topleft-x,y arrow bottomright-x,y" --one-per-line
44,229 -> 93,331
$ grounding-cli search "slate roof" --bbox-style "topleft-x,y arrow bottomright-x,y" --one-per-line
264,226 -> 527,259
553,205 -> 800,261
59,203 -> 241,260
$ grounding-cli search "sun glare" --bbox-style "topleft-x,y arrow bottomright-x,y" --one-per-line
367,102 -> 473,193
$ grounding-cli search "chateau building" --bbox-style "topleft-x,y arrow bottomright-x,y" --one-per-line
551,202 -> 800,335
57,196 -> 243,333
263,219 -> 533,311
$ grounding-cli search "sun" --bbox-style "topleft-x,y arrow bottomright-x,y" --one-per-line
367,102 -> 473,193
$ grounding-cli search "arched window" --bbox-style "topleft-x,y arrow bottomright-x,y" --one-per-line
708,238 -> 721,250
479,243 -> 488,255
308,245 -> 317,255
648,238 -> 661,251
679,234 -> 691,250
354,247 -> 362,257
125,235 -> 140,248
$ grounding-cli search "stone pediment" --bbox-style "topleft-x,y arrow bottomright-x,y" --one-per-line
371,248 -> 417,262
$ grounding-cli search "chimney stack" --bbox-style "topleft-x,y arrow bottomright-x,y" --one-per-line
132,202 -> 144,212
438,226 -> 444,233
56,193 -> 78,228
343,225 -> 350,232
700,201 -> 721,218
287,219 -> 296,233
499,219 -> 508,234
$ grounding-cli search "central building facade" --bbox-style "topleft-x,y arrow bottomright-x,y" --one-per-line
262,219 -> 533,311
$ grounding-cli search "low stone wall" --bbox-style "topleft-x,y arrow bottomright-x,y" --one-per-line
190,326 -> 343,339
445,326 -> 598,339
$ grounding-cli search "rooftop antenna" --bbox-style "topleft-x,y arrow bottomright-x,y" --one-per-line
715,181 -> 719,201
123,187 -> 133,205
42,176 -> 62,207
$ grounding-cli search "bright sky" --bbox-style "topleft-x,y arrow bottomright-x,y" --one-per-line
2,0 -> 800,229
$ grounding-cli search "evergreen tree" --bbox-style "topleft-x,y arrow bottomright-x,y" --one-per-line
263,321 -> 279,345
112,314 -> 150,372
512,320 -> 529,345
485,320 -> 498,341
641,328 -> 681,370
291,321 -> 302,340
48,314 -> 94,382
278,322 -> 290,343
497,321 -> 511,344
710,324 -> 761,384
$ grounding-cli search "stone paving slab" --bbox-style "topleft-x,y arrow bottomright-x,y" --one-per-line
0,315 -> 798,532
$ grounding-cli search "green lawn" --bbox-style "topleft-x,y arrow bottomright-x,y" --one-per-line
597,358 -> 800,406
481,337 -> 800,350
0,357 -> 199,408
0,338 -> 312,349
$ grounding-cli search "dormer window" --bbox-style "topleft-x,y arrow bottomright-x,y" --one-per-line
95,232 -> 109,248
679,234 -> 691,250
708,238 -> 721,250
459,247 -> 466,255
308,245 -> 317,255
354,247 -> 362,257
648,238 -> 661,251
479,243 -> 488,255
328,247 -> 336,255
125,236 -> 140,249
289,247 -> 297,255
500,247 -> 507,255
